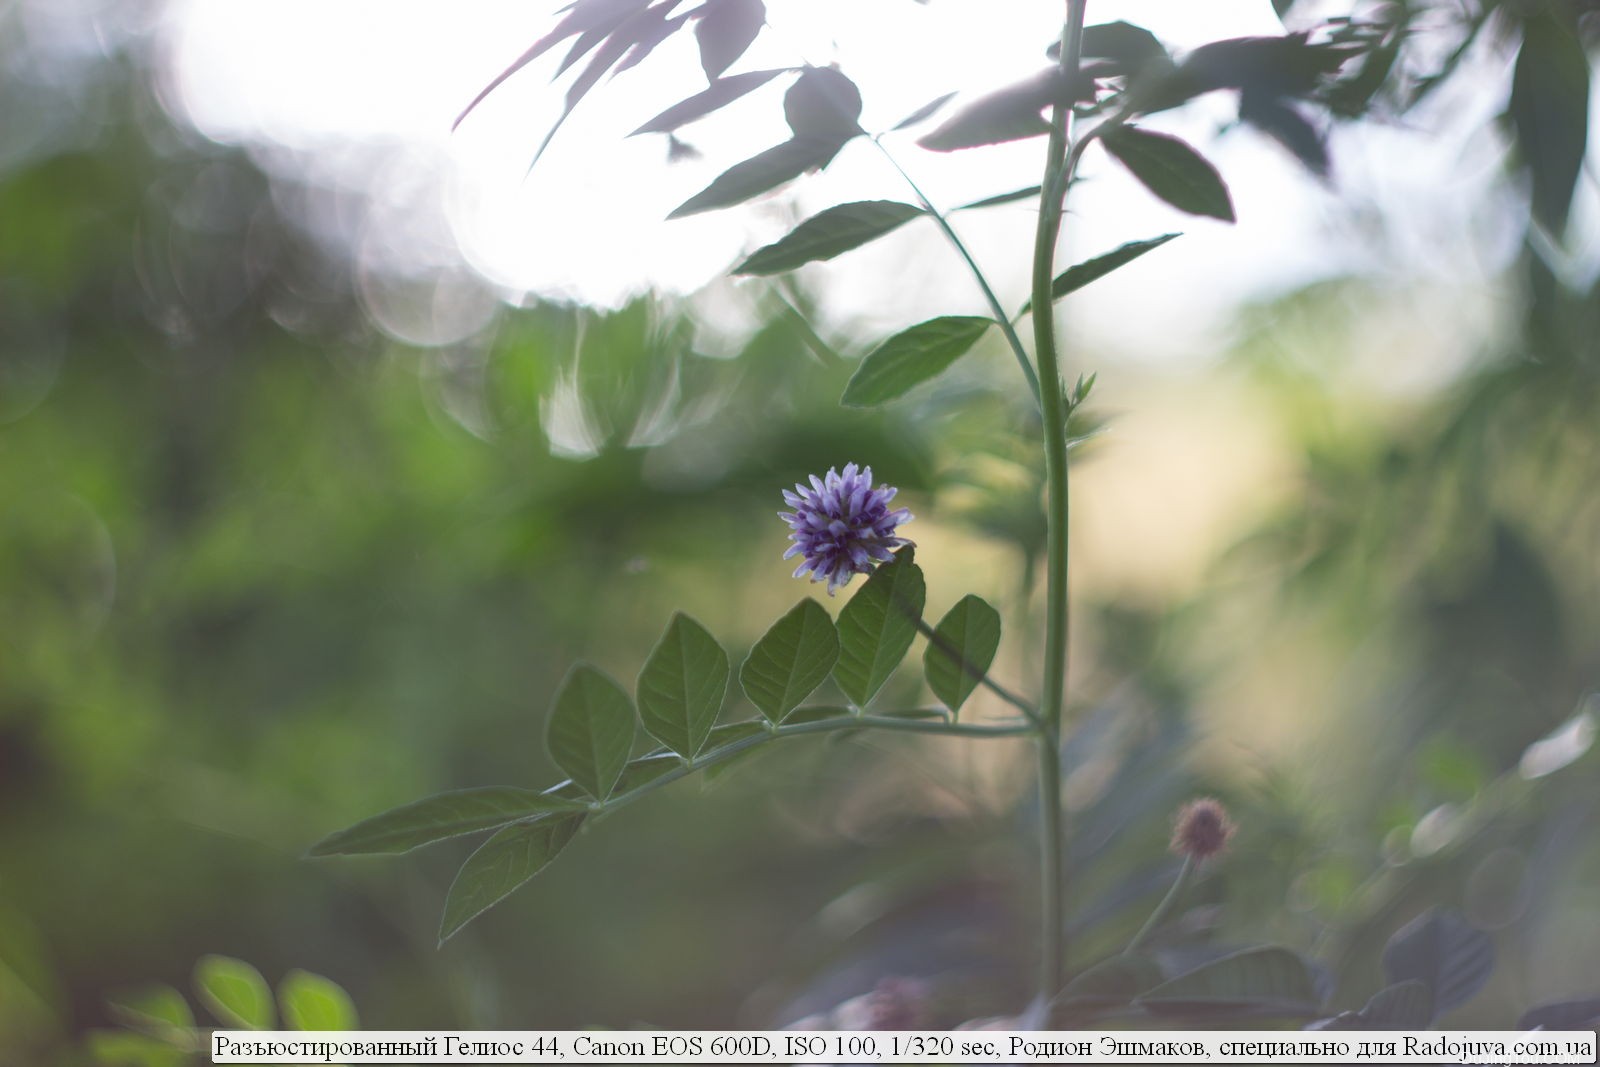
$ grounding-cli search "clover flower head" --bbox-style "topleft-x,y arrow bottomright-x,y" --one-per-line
779,463 -> 913,595
1171,797 -> 1235,862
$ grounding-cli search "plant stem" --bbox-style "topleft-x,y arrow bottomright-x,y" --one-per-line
584,711 -> 1035,818
910,616 -> 1040,723
1125,856 -> 1194,955
1033,0 -> 1090,1001
872,138 -> 1044,408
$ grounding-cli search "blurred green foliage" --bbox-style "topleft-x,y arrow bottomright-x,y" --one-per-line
2,1 -> 1599,1061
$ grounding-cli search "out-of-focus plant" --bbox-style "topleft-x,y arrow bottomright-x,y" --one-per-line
307,0 -> 1600,1030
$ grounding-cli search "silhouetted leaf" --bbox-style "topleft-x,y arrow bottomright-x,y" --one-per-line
841,316 -> 992,407
891,92 -> 957,131
833,549 -> 924,706
1239,92 -> 1328,176
278,971 -> 358,1031
1519,997 -> 1600,1029
439,813 -> 585,942
784,66 -> 863,140
1510,10 -> 1590,234
194,956 -> 274,1030
1101,127 -> 1235,222
735,201 -> 925,276
631,68 -> 789,135
918,70 -> 1060,152
668,136 -> 847,218
694,0 -> 764,80
547,665 -> 637,801
453,0 -> 650,129
1137,946 -> 1321,1015
1080,21 -> 1168,69
1017,233 -> 1180,316
613,7 -> 690,75
308,788 -> 586,856
923,594 -> 1001,715
953,185 -> 1041,211
637,613 -> 729,758
740,599 -> 840,722
1382,909 -> 1495,1020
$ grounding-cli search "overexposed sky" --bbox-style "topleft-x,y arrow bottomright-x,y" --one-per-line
157,0 -> 1520,361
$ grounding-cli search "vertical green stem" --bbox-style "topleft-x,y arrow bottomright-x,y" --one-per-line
1033,0 -> 1089,1001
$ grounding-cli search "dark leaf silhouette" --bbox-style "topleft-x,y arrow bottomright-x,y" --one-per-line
1509,9 -> 1590,235
668,136 -> 849,218
631,69 -> 791,135
694,0 -> 765,80
1100,127 -> 1235,221
1239,92 -> 1328,176
891,91 -> 957,131
918,69 -> 1097,152
784,66 -> 863,140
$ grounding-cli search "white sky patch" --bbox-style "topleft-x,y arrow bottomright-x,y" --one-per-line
158,0 -> 1520,363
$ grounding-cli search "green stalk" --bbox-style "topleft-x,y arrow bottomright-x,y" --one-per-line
1125,856 -> 1193,955
872,138 -> 1044,408
1032,0 -> 1090,1000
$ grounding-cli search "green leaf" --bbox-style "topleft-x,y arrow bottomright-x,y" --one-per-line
1081,21 -> 1169,69
1017,234 -> 1180,317
85,1031 -> 190,1067
1135,946 -> 1320,1016
917,71 -> 1063,152
308,788 -> 585,856
278,970 -> 358,1031
740,599 -> 840,722
1381,909 -> 1494,1020
669,136 -> 847,218
923,594 -> 1001,715
841,316 -> 992,407
637,613 -> 729,758
107,985 -> 196,1047
439,813 -> 585,942
953,185 -> 1041,211
833,549 -> 925,706
1100,127 -> 1235,222
630,69 -> 789,136
194,955 -> 275,1030
735,201 -> 925,276
547,665 -> 637,801
784,66 -> 863,140
1055,954 -> 1163,1015
1510,10 -> 1590,234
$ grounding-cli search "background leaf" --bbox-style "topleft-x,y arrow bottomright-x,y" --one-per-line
106,985 -> 195,1046
1136,946 -> 1321,1016
637,613 -> 729,758
630,69 -> 788,135
833,549 -> 925,706
740,599 -> 840,722
547,665 -> 637,800
1381,909 -> 1495,1020
1509,9 -> 1590,235
193,955 -> 274,1030
308,788 -> 585,856
922,594 -> 1001,715
694,0 -> 764,80
735,201 -> 925,276
1101,126 -> 1235,222
439,813 -> 586,942
278,970 -> 358,1031
841,316 -> 991,407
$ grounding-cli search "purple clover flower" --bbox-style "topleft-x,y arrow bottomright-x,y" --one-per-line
780,463 -> 913,594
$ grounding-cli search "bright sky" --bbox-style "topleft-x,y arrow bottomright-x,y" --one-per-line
159,0 -> 1512,361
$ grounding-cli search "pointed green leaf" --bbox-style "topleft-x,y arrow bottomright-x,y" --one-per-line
1135,946 -> 1320,1016
107,985 -> 196,1047
439,813 -> 585,942
194,956 -> 274,1030
784,66 -> 863,140
922,594 -> 1001,715
1382,909 -> 1494,1020
1101,126 -> 1235,222
547,665 -> 636,800
740,599 -> 840,722
953,185 -> 1041,211
1017,234 -> 1180,317
278,970 -> 358,1031
637,613 -> 729,758
630,68 -> 789,135
833,549 -> 925,706
668,136 -> 847,218
891,91 -> 957,131
735,201 -> 925,276
308,788 -> 586,856
841,316 -> 991,407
